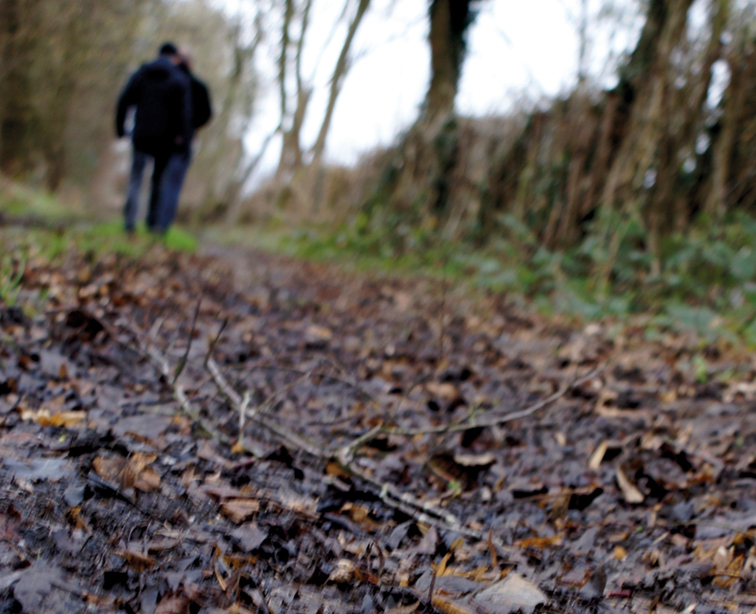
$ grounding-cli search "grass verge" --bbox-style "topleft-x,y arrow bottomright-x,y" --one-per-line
227,212 -> 756,352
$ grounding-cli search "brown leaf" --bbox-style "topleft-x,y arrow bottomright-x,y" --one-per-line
431,595 -> 475,614
588,440 -> 608,470
714,554 -> 744,589
305,324 -> 333,342
472,573 -> 547,614
221,499 -> 260,524
328,559 -> 357,583
129,452 -> 157,473
616,466 -> 644,504
36,410 -> 86,428
115,549 -> 155,572
154,594 -> 190,614
133,466 -> 161,492
21,406 -> 86,428
93,456 -> 132,488
515,533 -> 564,550
129,453 -> 160,492
426,382 -> 458,400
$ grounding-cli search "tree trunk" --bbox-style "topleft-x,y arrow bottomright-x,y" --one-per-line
310,0 -> 371,211
275,0 -> 313,181
424,0 -> 474,127
0,0 -> 37,177
310,0 -> 370,168
596,0 -> 694,292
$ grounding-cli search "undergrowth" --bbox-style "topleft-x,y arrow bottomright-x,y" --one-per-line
0,181 -> 197,315
0,179 -> 197,261
4,178 -> 756,353
274,209 -> 756,348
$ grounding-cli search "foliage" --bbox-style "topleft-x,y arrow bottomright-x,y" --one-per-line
0,253 -> 25,307
0,182 -> 197,284
274,207 -> 756,348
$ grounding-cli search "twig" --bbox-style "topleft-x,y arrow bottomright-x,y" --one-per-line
144,343 -> 230,446
205,353 -> 476,537
207,356 -> 324,458
233,360 -> 379,405
385,367 -> 602,437
239,390 -> 251,441
173,299 -> 201,385
203,361 -> 603,545
204,317 -> 228,366
428,567 -> 438,604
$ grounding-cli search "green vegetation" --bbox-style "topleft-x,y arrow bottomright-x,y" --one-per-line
0,184 -> 197,278
0,253 -> 25,307
3,180 -> 755,353
268,208 -> 756,348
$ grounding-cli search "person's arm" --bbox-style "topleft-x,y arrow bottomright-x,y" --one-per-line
115,69 -> 141,138
193,80 -> 212,129
179,75 -> 193,147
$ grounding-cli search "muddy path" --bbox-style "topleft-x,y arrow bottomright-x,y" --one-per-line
1,242 -> 755,613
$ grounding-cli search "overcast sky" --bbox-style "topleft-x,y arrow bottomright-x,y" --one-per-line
235,0 -> 642,176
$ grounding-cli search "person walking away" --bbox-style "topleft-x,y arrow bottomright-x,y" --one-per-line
152,48 -> 213,232
115,43 -> 192,234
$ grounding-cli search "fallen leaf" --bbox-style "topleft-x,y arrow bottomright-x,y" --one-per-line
385,601 -> 419,614
133,465 -> 161,492
328,559 -> 357,583
93,456 -> 132,488
426,382 -> 459,400
20,408 -> 86,428
154,594 -> 190,614
3,458 -> 72,482
714,554 -> 744,589
231,522 -> 268,551
616,466 -> 644,504
305,324 -> 332,342
515,533 -> 564,549
221,499 -> 260,524
472,573 -> 547,614
431,595 -> 475,614
116,549 -> 156,572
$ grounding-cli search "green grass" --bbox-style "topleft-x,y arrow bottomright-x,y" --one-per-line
4,177 -> 756,353
0,179 -> 197,260
0,181 -> 86,221
228,211 -> 756,351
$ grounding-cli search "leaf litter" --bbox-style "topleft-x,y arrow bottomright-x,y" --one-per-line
0,241 -> 755,612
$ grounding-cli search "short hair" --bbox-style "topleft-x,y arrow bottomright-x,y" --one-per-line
159,42 -> 178,56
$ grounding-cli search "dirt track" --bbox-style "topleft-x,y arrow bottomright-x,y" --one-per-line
1,242 -> 755,613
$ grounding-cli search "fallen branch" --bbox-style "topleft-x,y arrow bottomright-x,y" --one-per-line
206,355 -> 480,539
204,338 -> 600,543
385,367 -> 603,437
206,356 -> 324,458
173,299 -> 201,385
147,347 -> 230,446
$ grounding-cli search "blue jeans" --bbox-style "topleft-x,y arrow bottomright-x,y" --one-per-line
123,147 -> 171,232
149,149 -> 191,233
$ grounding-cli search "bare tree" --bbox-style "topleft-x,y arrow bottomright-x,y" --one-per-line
272,0 -> 372,186
423,0 -> 479,127
0,0 -> 38,177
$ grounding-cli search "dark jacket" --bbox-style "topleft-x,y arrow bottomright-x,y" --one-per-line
179,64 -> 212,139
116,56 -> 193,155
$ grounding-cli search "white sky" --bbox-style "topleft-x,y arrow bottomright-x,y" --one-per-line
236,0 -> 643,178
